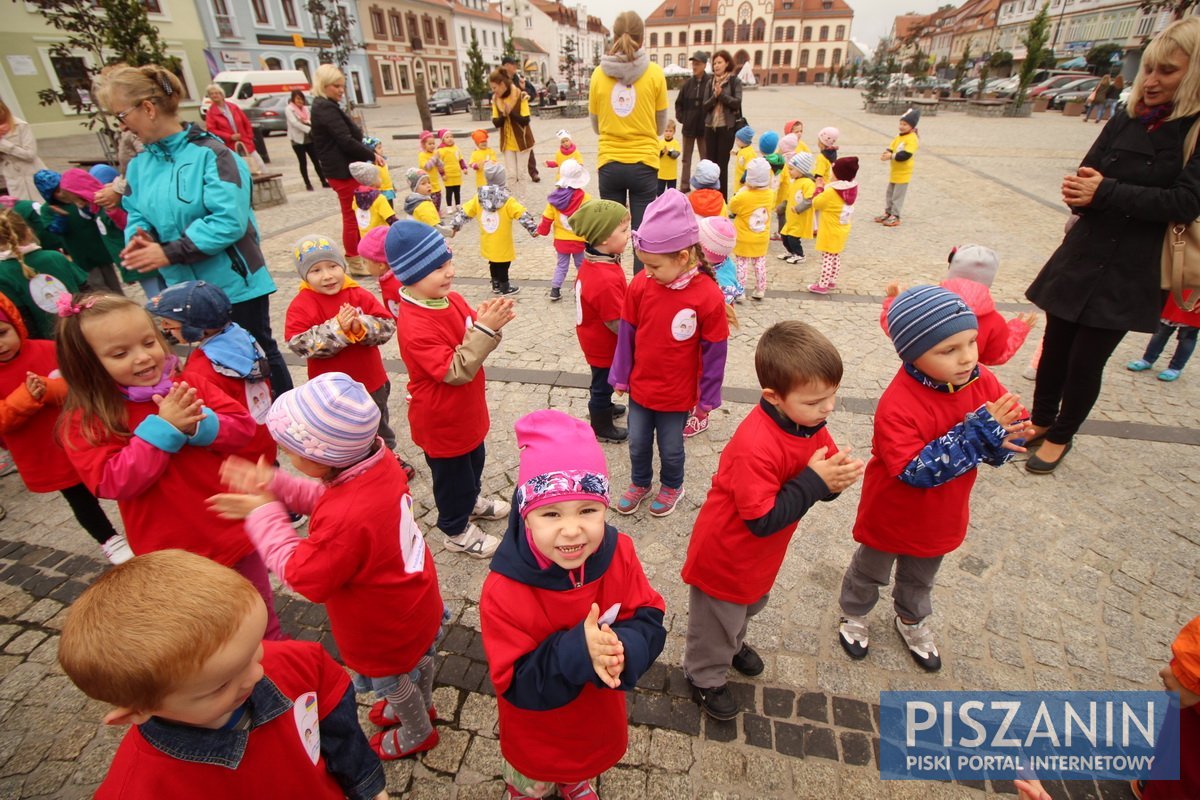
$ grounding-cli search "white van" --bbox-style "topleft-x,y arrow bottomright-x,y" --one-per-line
208,70 -> 310,109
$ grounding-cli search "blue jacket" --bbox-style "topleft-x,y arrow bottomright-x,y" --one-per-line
124,124 -> 275,304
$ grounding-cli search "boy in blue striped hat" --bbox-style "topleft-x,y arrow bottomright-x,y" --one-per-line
836,285 -> 1033,673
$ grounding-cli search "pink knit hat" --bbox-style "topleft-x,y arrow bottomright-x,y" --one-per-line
817,126 -> 840,148
358,225 -> 389,264
631,189 -> 699,254
514,410 -> 609,517
696,216 -> 735,264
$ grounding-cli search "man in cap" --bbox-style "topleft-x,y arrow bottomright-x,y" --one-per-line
674,51 -> 712,192
502,56 -> 541,182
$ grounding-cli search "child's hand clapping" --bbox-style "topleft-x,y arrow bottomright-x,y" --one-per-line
476,297 -> 516,331
1016,311 -> 1039,329
807,446 -> 865,494
219,455 -> 277,495
985,392 -> 1036,452
583,603 -> 624,689
880,150 -> 893,162
154,381 -> 205,436
337,304 -> 365,337
24,372 -> 46,402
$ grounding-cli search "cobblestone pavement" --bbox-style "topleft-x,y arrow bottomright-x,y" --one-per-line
5,87 -> 1198,798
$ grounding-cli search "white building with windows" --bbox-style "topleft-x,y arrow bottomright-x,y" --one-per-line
450,0 -> 507,88
197,0 -> 374,104
494,0 -> 607,86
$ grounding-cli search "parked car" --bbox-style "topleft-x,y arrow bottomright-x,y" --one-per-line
1044,77 -> 1100,109
1028,72 -> 1092,96
428,88 -> 471,114
243,94 -> 298,135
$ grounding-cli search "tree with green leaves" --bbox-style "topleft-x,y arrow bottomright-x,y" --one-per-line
593,42 -> 601,67
861,42 -> 891,106
904,48 -> 929,76
952,43 -> 972,94
35,0 -> 179,135
1014,3 -> 1051,108
989,50 -> 1014,74
465,27 -> 489,109
1085,43 -> 1122,74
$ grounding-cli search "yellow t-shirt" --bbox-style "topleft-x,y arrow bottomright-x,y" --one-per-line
418,150 -> 443,192
658,137 -> 680,181
813,187 -> 853,254
355,194 -> 395,238
814,152 -> 833,183
588,62 -> 668,169
469,147 -> 498,189
378,163 -> 394,195
541,191 -> 591,244
776,169 -> 791,208
409,198 -> 440,227
794,140 -> 812,154
729,186 -> 775,258
781,176 -> 816,240
491,96 -> 532,152
734,145 -> 756,188
888,131 -> 920,184
438,145 -> 464,186
462,194 -> 528,262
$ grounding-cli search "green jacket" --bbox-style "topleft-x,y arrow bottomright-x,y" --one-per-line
0,248 -> 89,339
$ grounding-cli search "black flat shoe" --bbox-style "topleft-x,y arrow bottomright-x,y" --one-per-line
1025,440 -> 1072,474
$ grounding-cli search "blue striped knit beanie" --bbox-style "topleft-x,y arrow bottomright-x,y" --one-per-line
266,372 -> 380,467
886,285 -> 978,363
385,220 -> 452,286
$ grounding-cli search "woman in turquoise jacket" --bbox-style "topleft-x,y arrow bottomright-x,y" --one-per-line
97,64 -> 293,395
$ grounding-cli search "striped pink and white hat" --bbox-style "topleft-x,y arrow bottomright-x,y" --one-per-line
266,372 -> 380,467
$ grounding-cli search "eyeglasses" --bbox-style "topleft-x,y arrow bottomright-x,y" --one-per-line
114,100 -> 149,124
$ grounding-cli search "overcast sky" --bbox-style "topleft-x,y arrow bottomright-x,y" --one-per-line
583,0 -> 949,51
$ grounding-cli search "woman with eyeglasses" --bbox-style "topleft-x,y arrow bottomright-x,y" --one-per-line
96,64 -> 292,396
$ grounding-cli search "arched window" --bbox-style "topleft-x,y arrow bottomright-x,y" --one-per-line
736,1 -> 751,41
722,20 -> 734,42
783,50 -> 791,65
816,48 -> 825,66
650,32 -> 658,46
752,19 -> 765,42
775,26 -> 783,40
680,31 -> 687,46
835,25 -> 845,39
664,54 -> 672,67
819,25 -> 829,41
295,58 -> 311,81
737,21 -> 750,41
786,26 -> 795,40
799,50 -> 809,67
754,50 -> 762,66
665,32 -> 672,46
831,48 -> 841,65
802,26 -> 812,41
265,56 -> 282,69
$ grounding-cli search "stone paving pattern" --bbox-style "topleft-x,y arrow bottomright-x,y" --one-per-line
3,87 -> 1197,798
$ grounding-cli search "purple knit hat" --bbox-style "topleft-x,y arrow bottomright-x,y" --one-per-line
266,372 -> 380,467
631,189 -> 699,254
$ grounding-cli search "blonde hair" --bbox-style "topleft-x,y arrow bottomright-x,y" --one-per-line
1127,17 -> 1200,120
95,64 -> 183,116
0,100 -> 11,126
608,11 -> 645,59
57,293 -> 172,444
59,550 -> 262,712
312,64 -> 345,99
0,210 -> 37,279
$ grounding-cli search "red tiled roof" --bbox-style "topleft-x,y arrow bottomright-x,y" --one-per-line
893,14 -> 926,41
646,0 -> 851,25
646,0 -> 716,25
449,0 -> 503,22
512,36 -> 548,55
587,14 -> 608,35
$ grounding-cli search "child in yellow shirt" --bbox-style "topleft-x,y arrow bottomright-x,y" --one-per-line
535,160 -> 591,301
657,119 -> 680,195
544,129 -> 583,179
814,127 -> 839,183
402,168 -> 442,229
417,131 -> 444,214
468,129 -> 498,191
729,158 -> 775,301
876,108 -> 920,227
363,136 -> 395,202
437,129 -> 467,214
448,163 -> 539,296
780,152 -> 817,265
810,157 -> 858,295
349,161 -> 397,239
732,126 -> 755,191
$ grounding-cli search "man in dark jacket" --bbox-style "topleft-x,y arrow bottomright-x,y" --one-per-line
675,51 -> 712,192
502,56 -> 541,182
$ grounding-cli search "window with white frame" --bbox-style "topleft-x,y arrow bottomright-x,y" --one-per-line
282,0 -> 298,26
251,0 -> 269,25
381,62 -> 396,92
664,54 -> 672,66
399,63 -> 412,91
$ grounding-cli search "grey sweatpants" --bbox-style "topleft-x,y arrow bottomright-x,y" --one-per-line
683,585 -> 769,689
369,380 -> 397,451
885,182 -> 909,217
838,543 -> 943,623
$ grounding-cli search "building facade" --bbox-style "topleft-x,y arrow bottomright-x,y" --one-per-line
496,0 -> 607,86
0,0 -> 210,138
198,0 -> 374,104
643,0 -> 854,86
450,0 -> 506,89
357,0 -> 459,98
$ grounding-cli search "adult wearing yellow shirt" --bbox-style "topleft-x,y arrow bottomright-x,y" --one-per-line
588,10 -> 668,274
490,69 -> 536,190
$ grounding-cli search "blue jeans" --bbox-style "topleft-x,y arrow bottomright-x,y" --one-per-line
627,398 -> 686,490
1142,322 -> 1198,371
589,366 -> 614,415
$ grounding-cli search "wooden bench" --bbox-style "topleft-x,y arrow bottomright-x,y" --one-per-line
251,172 -> 287,209
68,158 -> 117,170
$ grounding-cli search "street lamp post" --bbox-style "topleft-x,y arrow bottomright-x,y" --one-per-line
1050,0 -> 1068,54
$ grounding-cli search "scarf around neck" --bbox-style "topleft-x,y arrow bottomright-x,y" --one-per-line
119,354 -> 180,403
666,266 -> 701,290
1133,101 -> 1173,132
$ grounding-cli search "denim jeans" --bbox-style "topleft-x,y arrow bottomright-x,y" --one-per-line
589,366 -> 614,415
230,294 -> 294,396
1142,322 -> 1198,371
627,398 -> 686,489
599,161 -> 658,274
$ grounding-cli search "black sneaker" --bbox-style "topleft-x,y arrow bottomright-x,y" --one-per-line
549,286 -> 562,301
497,282 -> 521,296
731,643 -> 764,676
490,280 -> 501,295
690,680 -> 738,721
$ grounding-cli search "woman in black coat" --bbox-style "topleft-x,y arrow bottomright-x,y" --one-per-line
702,50 -> 743,198
309,63 -> 379,275
1024,17 -> 1200,473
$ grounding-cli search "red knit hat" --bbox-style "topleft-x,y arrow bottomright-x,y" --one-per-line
1171,615 -> 1200,697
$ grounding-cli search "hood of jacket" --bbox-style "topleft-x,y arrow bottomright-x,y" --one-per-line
942,277 -> 995,316
829,180 -> 858,206
489,500 -> 620,591
59,168 -> 129,229
354,186 -> 381,210
403,192 -> 431,215
547,186 -> 585,214
0,292 -> 28,341
142,122 -> 218,164
478,184 -> 512,212
599,50 -> 650,84
689,188 -> 726,217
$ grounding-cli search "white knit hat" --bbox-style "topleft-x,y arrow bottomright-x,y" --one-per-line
556,159 -> 589,190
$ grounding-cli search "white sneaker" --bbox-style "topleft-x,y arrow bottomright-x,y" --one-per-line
471,495 -> 510,520
776,253 -> 793,261
443,523 -> 500,558
101,534 -> 134,565
895,616 -> 942,672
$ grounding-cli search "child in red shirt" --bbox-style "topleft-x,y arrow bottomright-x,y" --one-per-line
566,198 -> 631,443
609,189 -> 729,518
480,410 -> 666,800
58,549 -> 387,800
682,321 -> 863,720
209,372 -> 445,761
837,286 -> 1032,671
56,293 -> 283,639
0,291 -> 128,563
284,235 -> 401,458
384,220 -> 515,558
